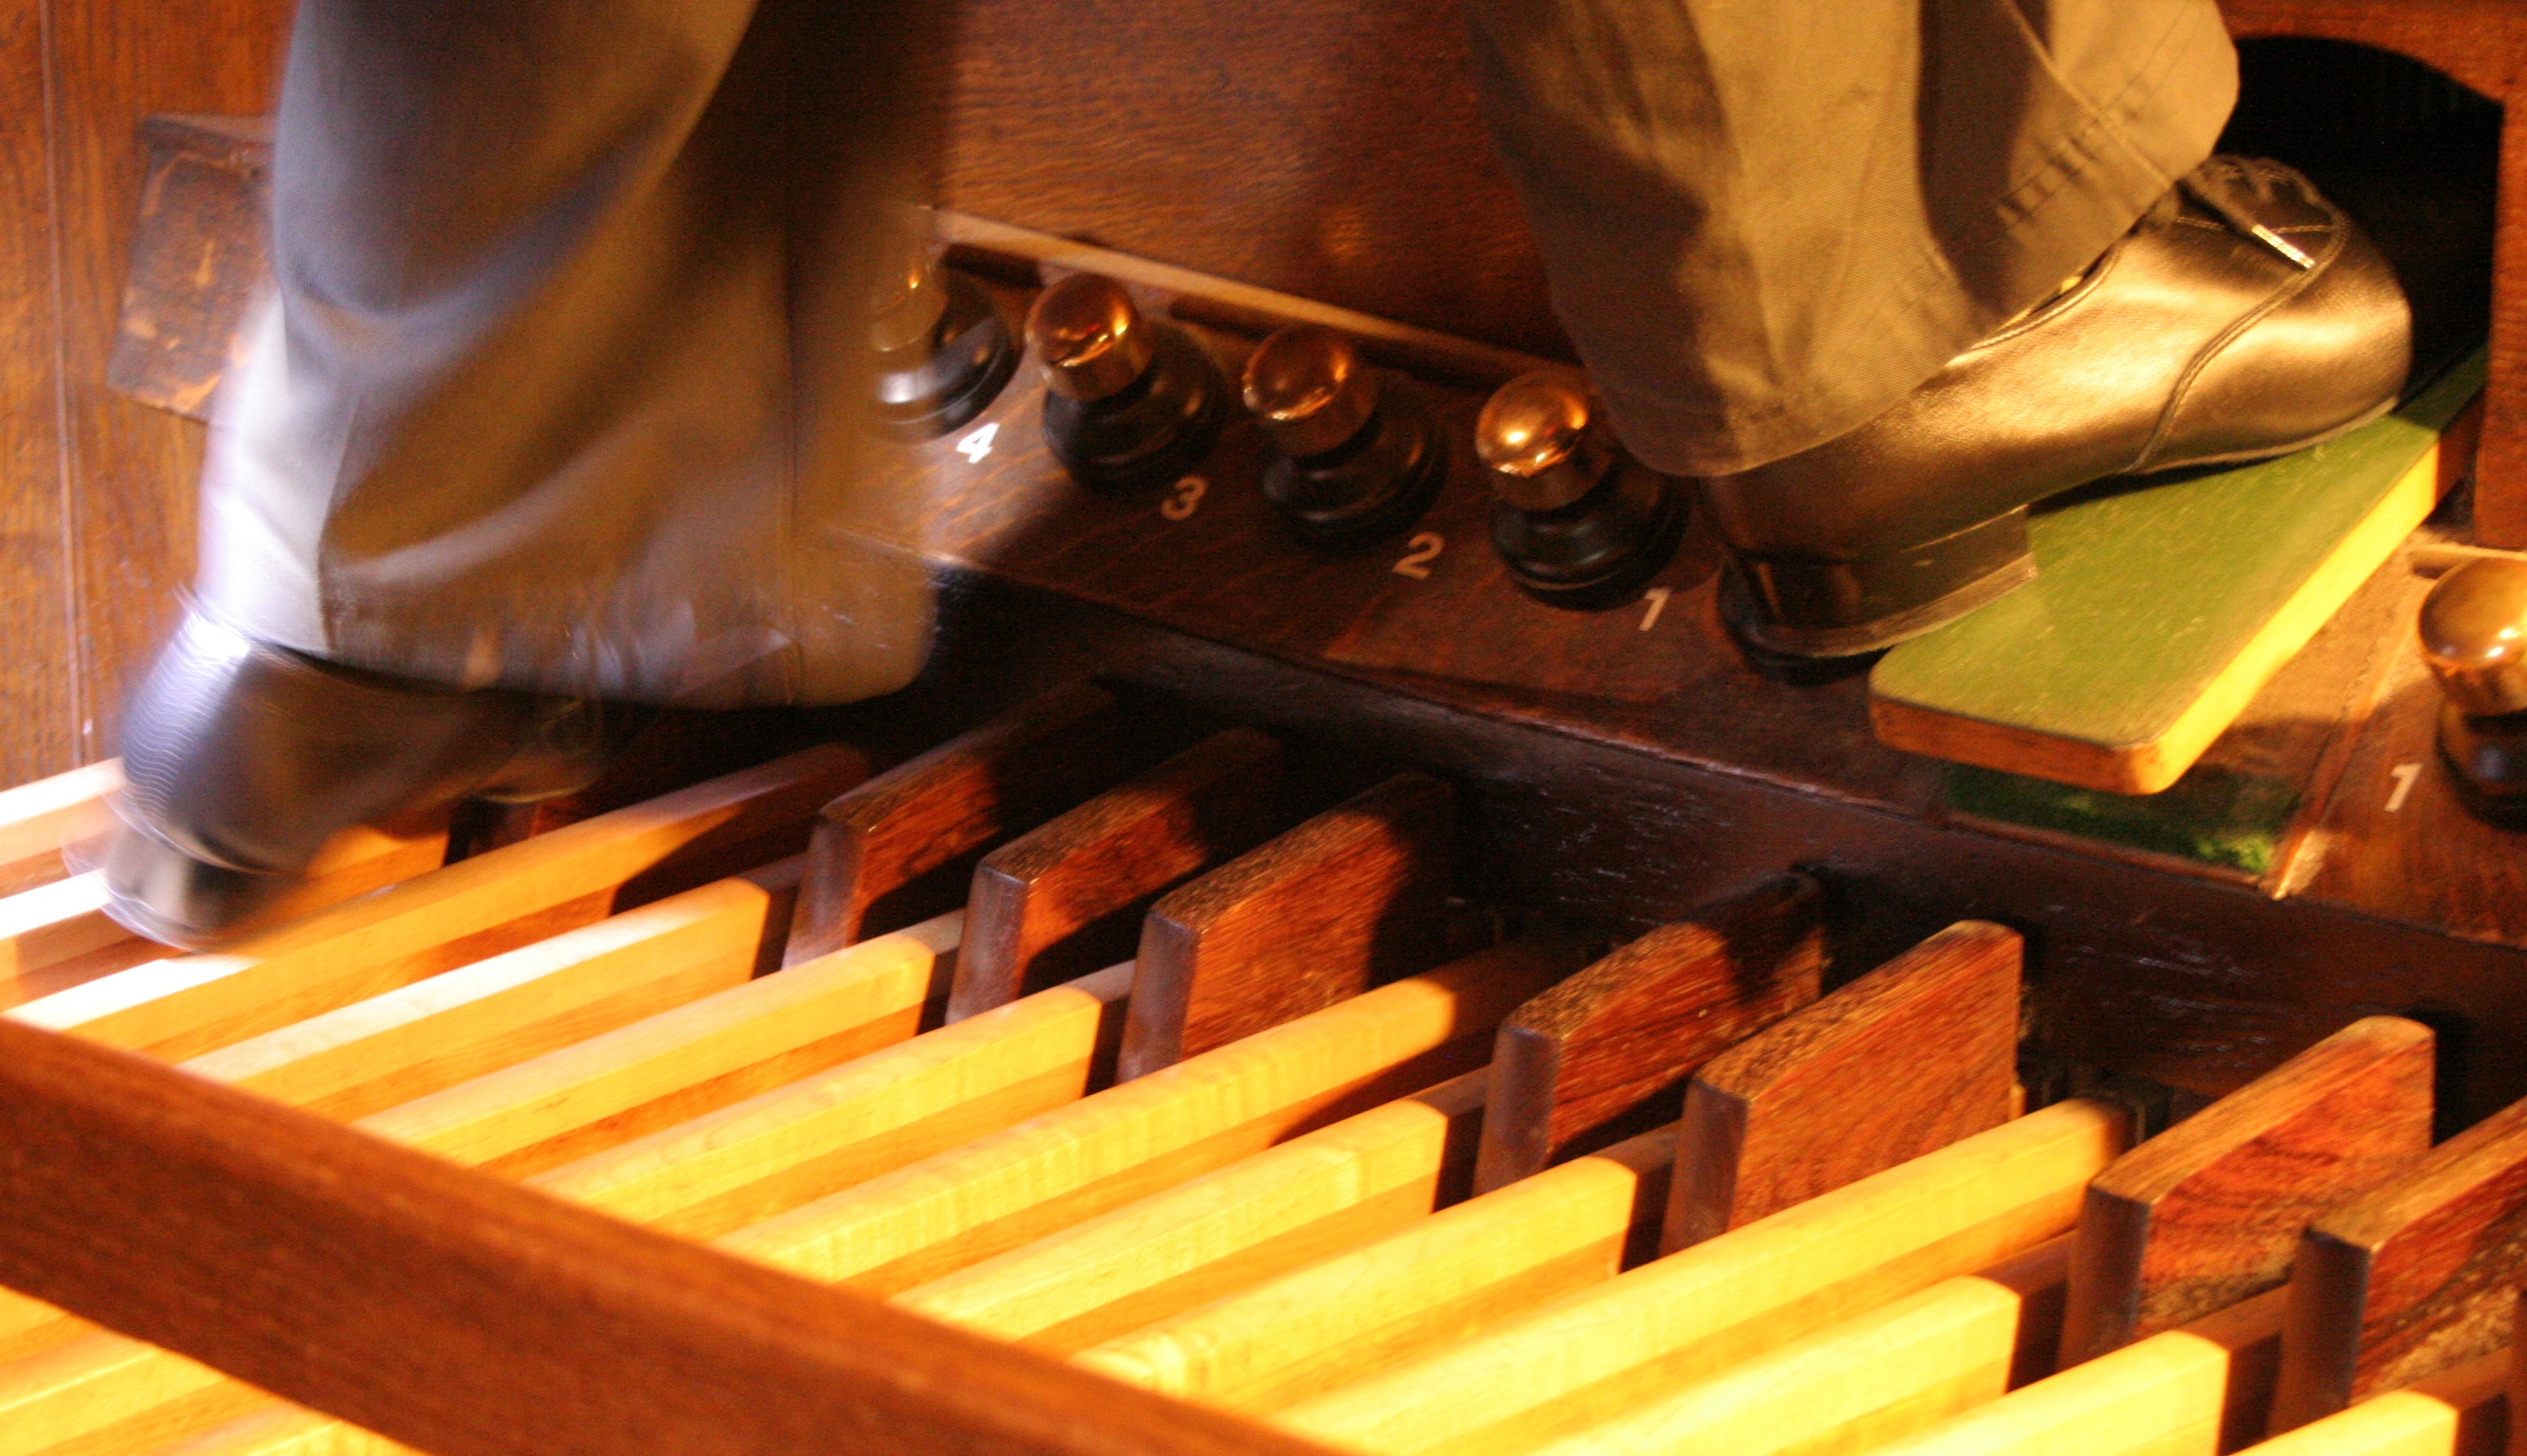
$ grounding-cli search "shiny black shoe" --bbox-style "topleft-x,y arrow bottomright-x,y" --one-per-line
102,612 -> 633,948
1707,157 -> 2413,660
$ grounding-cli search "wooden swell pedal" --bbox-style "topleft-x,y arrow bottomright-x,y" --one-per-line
787,683 -> 1135,963
950,727 -> 1290,1019
2060,1015 -> 2437,1364
1472,871 -> 1825,1193
1119,771 -> 1456,1080
2273,1089 -> 2527,1431
1664,918 -> 2024,1251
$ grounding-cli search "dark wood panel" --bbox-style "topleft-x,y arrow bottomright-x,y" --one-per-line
42,0 -> 289,765
0,1 -> 75,787
933,0 -> 1563,360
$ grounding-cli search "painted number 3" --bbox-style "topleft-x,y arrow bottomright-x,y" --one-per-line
1160,476 -> 1207,520
1393,532 -> 1445,579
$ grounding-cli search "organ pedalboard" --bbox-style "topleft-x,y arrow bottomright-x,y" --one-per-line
4,209 -> 2527,1456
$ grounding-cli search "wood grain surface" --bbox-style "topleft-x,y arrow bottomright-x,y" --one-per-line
8,743 -> 869,1062
953,728 -> 1289,1019
2272,1090 -> 2527,1430
31,0 -> 288,776
0,1018 -> 1339,1456
186,863 -> 799,1124
0,915 -> 963,1456
716,941 -> 1577,1298
1664,918 -> 2022,1250
1276,1098 -> 2132,1456
0,762 -> 118,898
2220,0 -> 2527,547
788,685 -> 1133,962
1076,1124 -> 1678,1414
542,957 -> 1129,1242
1855,1289 -> 2288,1456
1472,872 -> 1825,1193
898,1069 -> 1488,1354
1119,772 -> 1455,1079
1521,1238 -> 2073,1456
0,822 -> 453,1013
2061,1015 -> 2437,1365
2233,1349 -> 2505,1456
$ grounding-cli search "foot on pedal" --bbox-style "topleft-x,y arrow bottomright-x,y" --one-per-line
1706,157 -> 2411,660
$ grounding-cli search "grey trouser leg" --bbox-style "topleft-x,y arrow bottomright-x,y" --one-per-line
1466,0 -> 2240,475
196,0 -> 944,706
196,0 -> 2238,702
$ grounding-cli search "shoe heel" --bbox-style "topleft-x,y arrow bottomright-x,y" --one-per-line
1725,507 -> 2036,659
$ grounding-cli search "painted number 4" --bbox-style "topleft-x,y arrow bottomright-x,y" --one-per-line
1393,532 -> 1444,579
955,422 -> 998,463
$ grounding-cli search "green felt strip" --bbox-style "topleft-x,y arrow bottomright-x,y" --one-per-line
1942,762 -> 2299,873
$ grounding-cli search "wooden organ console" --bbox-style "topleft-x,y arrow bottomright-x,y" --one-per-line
11,7 -> 2527,1456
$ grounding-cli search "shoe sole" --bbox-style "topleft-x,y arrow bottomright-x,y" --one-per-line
1725,394 -> 2406,663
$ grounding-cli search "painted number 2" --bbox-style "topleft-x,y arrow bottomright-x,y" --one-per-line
1159,476 -> 1207,521
1393,532 -> 1445,579
955,422 -> 998,463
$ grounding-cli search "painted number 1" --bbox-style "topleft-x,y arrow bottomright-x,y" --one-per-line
1393,532 -> 1444,579
2385,762 -> 2422,813
1638,586 -> 1672,632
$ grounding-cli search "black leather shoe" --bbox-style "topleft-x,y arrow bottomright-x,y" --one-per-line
102,612 -> 633,948
1706,157 -> 2413,659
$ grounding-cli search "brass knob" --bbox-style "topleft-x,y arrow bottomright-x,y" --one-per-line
1027,274 -> 1158,403
868,241 -> 950,356
1477,370 -> 1616,512
1242,326 -> 1381,459
2421,558 -> 2527,716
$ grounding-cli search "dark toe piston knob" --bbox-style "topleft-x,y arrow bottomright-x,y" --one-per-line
1477,370 -> 1685,610
1241,324 -> 1445,548
1025,273 -> 1228,492
868,238 -> 1016,441
2421,557 -> 2527,823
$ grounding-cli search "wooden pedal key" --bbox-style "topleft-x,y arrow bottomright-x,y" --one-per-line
2061,1015 -> 2436,1365
949,727 -> 1290,1019
1118,771 -> 1456,1079
786,683 -> 1137,964
1473,871 -> 1828,1193
1663,917 -> 2025,1250
2271,1085 -> 2527,1431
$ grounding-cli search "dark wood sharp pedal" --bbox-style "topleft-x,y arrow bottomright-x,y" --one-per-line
2060,1015 -> 2437,1365
2272,1089 -> 2527,1431
1117,771 -> 1457,1079
786,683 -> 1134,964
1471,872 -> 1825,1193
950,728 -> 1289,1020
1663,919 -> 2023,1251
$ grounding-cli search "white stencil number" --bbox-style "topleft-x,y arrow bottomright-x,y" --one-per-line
955,422 -> 999,463
1638,586 -> 1673,633
1392,532 -> 1445,580
1160,476 -> 1207,521
2385,761 -> 2423,813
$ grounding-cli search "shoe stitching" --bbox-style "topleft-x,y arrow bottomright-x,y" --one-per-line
2132,183 -> 2350,471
